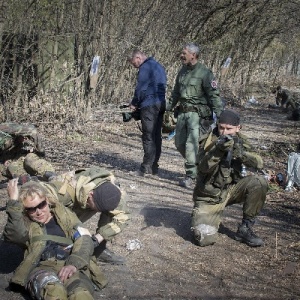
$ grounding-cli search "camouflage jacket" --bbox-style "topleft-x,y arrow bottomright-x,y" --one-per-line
40,166 -> 130,240
195,130 -> 264,202
0,123 -> 44,163
162,111 -> 177,133
5,201 -> 107,289
167,62 -> 223,118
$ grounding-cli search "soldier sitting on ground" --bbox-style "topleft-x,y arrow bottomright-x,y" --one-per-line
3,166 -> 131,265
0,122 -> 56,184
192,109 -> 268,247
6,179 -> 107,299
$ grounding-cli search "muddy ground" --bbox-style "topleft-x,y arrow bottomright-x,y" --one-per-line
0,98 -> 299,300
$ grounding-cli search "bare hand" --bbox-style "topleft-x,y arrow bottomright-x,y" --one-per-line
7,178 -> 19,200
58,265 -> 77,283
130,104 -> 137,111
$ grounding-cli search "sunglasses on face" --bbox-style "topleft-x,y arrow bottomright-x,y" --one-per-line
24,199 -> 48,214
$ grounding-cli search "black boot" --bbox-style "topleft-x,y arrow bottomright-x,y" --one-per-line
152,163 -> 159,175
94,241 -> 125,265
235,219 -> 263,247
179,176 -> 195,188
43,171 -> 57,182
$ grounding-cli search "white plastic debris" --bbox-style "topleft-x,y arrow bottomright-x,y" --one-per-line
260,145 -> 269,150
129,184 -> 137,190
249,95 -> 258,104
126,239 -> 142,251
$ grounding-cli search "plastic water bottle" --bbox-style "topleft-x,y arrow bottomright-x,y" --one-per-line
241,164 -> 247,177
166,130 -> 176,140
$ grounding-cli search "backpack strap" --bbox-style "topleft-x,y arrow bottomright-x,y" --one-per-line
31,234 -> 73,245
204,132 -> 214,151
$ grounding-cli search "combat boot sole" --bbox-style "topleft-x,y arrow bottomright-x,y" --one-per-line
234,234 -> 263,247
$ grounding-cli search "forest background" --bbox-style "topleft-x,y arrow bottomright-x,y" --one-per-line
0,0 -> 299,125
0,2 -> 299,299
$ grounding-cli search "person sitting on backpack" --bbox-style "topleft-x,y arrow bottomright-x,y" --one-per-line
3,166 -> 131,265
192,109 -> 268,247
6,179 -> 107,300
0,122 -> 55,183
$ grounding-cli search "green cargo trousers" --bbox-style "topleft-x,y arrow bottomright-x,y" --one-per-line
192,175 -> 268,246
5,153 -> 55,178
28,260 -> 95,300
174,111 -> 201,179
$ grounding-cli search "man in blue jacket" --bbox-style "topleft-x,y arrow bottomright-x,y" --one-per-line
128,49 -> 167,176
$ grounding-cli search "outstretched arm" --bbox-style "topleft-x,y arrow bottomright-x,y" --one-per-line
3,178 -> 29,247
96,191 -> 131,241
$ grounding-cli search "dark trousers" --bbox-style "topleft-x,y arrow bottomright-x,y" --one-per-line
140,102 -> 165,173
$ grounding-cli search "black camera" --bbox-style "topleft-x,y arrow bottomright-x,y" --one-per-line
119,104 -> 140,122
122,111 -> 140,122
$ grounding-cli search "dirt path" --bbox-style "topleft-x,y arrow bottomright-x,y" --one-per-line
0,103 -> 299,299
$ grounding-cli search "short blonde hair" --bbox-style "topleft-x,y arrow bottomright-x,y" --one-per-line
19,182 -> 57,207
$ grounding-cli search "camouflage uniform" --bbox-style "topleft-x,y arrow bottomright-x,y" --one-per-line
39,167 -> 130,242
162,111 -> 177,133
0,123 -> 54,180
4,201 -> 107,299
192,130 -> 268,246
167,62 -> 223,179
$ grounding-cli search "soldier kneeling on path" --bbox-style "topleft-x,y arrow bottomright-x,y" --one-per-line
0,122 -> 56,185
3,166 -> 131,265
192,110 -> 268,247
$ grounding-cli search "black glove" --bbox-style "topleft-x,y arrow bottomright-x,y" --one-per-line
216,135 -> 234,152
91,235 -> 100,248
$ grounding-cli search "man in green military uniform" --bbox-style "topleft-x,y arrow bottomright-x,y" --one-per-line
192,110 -> 268,247
4,166 -> 131,265
167,42 -> 223,188
0,122 -> 55,183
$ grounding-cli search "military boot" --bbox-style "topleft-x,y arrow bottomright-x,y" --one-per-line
97,248 -> 125,265
43,171 -> 57,182
152,163 -> 159,175
94,241 -> 125,265
235,219 -> 263,247
179,176 -> 195,188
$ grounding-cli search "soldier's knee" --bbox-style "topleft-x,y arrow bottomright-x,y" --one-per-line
44,282 -> 67,300
247,175 -> 268,193
24,152 -> 39,163
192,224 -> 218,247
66,277 -> 95,299
68,287 -> 94,300
27,270 -> 65,300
